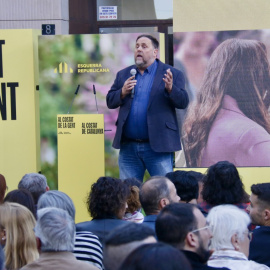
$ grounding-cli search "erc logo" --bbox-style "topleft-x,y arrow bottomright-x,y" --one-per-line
54,62 -> 73,73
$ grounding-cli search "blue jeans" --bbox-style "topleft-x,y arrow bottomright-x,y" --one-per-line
119,141 -> 173,181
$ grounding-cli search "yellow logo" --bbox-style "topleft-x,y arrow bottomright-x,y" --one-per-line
54,62 -> 73,73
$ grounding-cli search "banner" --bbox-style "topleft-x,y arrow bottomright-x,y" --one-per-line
0,29 -> 40,190
57,114 -> 104,222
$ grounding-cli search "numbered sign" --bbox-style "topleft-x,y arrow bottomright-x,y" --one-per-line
42,24 -> 55,35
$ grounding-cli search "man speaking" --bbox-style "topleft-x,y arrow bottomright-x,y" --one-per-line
106,34 -> 189,180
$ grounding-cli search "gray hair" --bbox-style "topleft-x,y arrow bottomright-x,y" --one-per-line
18,173 -> 48,204
35,207 -> 75,252
139,176 -> 171,215
207,205 -> 251,250
37,191 -> 75,220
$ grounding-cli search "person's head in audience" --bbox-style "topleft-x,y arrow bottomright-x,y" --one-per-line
119,242 -> 192,270
37,190 -> 75,220
37,190 -> 103,270
125,186 -> 141,214
189,171 -> 204,204
202,161 -> 245,205
156,203 -> 213,263
0,174 -> 7,204
139,176 -> 180,216
248,183 -> 270,226
87,177 -> 130,219
207,205 -> 251,257
0,202 -> 38,270
0,245 -> 4,270
35,207 -> 75,252
18,173 -> 49,204
166,171 -> 199,204
4,189 -> 36,218
103,223 -> 156,270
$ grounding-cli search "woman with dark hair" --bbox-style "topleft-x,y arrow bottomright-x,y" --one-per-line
4,189 -> 36,218
199,161 -> 248,214
76,176 -> 130,242
183,38 -> 270,167
119,243 -> 192,270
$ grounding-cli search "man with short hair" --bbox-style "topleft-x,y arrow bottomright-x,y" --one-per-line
21,207 -> 98,270
106,34 -> 188,181
156,203 -> 230,270
166,170 -> 199,204
103,222 -> 156,270
248,183 -> 270,266
139,176 -> 180,232
18,173 -> 49,204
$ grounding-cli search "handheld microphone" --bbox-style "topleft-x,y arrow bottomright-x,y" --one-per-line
130,69 -> 137,99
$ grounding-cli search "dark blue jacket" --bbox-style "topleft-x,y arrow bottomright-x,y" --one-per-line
76,218 -> 127,243
249,226 -> 270,267
142,214 -> 157,233
106,59 -> 189,152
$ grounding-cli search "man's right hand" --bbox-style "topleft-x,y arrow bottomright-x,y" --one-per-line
121,76 -> 137,99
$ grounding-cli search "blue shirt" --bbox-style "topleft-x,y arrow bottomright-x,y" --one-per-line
123,60 -> 158,140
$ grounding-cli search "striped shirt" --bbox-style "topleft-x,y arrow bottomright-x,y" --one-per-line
73,231 -> 104,270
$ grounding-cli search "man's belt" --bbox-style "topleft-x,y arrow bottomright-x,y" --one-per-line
123,138 -> 149,143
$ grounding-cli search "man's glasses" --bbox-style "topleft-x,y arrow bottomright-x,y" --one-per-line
190,224 -> 213,234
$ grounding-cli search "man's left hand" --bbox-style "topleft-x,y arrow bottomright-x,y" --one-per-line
163,68 -> 173,94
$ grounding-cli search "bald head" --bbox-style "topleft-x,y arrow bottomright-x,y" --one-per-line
139,176 -> 180,215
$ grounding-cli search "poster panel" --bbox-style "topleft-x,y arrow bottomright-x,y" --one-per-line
175,29 -> 270,169
0,29 -> 40,190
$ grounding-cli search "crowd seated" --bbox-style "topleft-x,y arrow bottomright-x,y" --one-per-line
1,162 -> 270,270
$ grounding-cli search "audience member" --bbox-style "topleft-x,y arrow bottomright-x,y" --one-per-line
189,171 -> 204,204
76,177 -> 129,242
4,189 -> 36,218
166,170 -> 199,204
207,205 -> 269,270
0,174 -> 7,203
199,161 -> 247,214
21,207 -> 98,270
139,176 -> 180,232
103,222 -> 156,270
119,242 -> 192,270
248,183 -> 270,266
0,202 -> 39,270
123,185 -> 144,223
123,178 -> 143,223
156,203 -> 229,270
18,173 -> 49,204
37,190 -> 103,270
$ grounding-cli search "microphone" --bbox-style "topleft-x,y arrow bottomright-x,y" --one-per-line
93,84 -> 99,114
130,69 -> 137,99
67,85 -> 80,114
